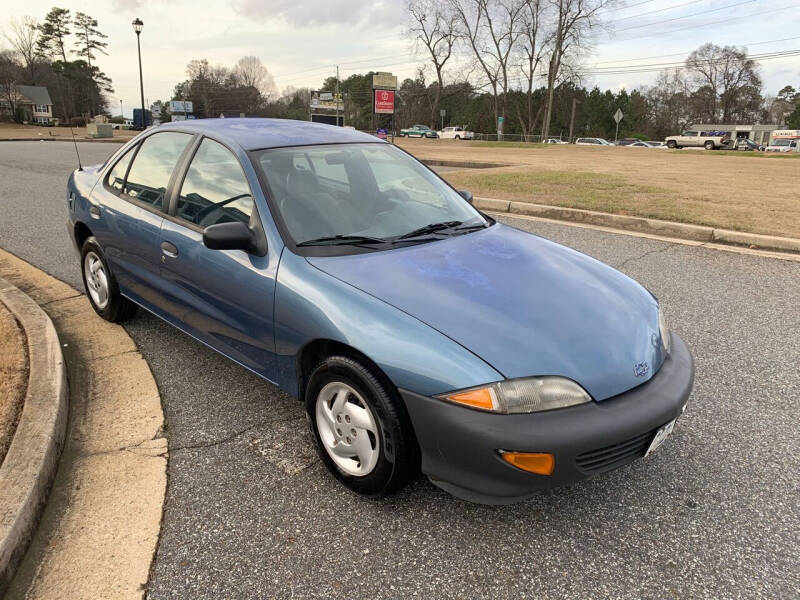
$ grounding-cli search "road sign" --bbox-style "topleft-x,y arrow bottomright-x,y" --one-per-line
613,108 -> 623,124
372,72 -> 397,90
440,109 -> 446,117
374,89 -> 395,114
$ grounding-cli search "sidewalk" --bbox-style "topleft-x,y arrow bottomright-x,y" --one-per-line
0,249 -> 167,600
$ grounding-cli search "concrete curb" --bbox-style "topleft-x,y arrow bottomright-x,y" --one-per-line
0,277 -> 68,595
474,197 -> 800,254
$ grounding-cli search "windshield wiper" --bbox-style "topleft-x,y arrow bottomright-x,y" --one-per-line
454,221 -> 490,232
297,234 -> 388,247
396,221 -> 463,240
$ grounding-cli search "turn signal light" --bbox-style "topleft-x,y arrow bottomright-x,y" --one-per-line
446,388 -> 497,411
500,452 -> 555,475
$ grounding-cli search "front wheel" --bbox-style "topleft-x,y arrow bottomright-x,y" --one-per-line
306,356 -> 419,496
80,236 -> 137,322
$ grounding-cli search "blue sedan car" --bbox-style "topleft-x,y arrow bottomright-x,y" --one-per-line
67,118 -> 693,504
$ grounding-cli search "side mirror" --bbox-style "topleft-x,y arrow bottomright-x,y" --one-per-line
458,190 -> 474,204
203,221 -> 258,253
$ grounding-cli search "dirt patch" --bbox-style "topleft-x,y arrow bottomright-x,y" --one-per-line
0,123 -> 133,142
0,298 -> 28,465
401,139 -> 800,238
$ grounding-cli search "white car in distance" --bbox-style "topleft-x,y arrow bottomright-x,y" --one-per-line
438,126 -> 474,140
575,137 -> 614,146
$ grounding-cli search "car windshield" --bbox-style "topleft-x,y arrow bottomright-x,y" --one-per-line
772,139 -> 791,146
255,143 -> 486,245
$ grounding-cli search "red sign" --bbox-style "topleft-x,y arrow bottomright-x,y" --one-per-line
374,89 -> 395,114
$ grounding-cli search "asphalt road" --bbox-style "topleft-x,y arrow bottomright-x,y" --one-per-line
1,140 -> 798,599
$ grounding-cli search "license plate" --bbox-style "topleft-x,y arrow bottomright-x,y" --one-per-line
644,419 -> 676,458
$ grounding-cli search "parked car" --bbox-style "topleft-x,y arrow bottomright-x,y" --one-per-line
614,138 -> 640,146
438,126 -> 473,140
575,137 -> 614,146
67,118 -> 693,504
545,138 -> 569,144
399,124 -> 438,138
734,138 -> 764,151
664,130 -> 731,150
647,141 -> 667,148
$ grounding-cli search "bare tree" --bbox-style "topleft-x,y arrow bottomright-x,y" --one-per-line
685,43 -> 761,123
0,51 -> 24,121
407,0 -> 458,128
450,0 -> 525,134
233,56 -> 277,100
541,0 -> 609,140
3,17 -> 40,82
517,0 -> 550,136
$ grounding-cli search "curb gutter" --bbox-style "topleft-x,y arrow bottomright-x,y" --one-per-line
0,277 -> 68,595
474,197 -> 800,254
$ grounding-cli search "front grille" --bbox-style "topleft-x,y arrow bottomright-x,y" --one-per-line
575,429 -> 656,474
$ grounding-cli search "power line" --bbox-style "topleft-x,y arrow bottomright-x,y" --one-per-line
614,0 -> 755,33
612,3 -> 800,42
591,35 -> 800,65
607,0 -> 704,23
578,49 -> 800,75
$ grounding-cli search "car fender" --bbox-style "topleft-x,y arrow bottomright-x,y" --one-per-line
273,250 -> 503,399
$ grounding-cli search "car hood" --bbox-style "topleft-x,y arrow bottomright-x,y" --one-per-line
307,224 -> 665,400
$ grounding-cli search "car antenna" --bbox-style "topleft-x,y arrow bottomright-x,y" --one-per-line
69,123 -> 83,171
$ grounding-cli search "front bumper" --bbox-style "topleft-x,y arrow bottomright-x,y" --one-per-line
400,332 -> 694,504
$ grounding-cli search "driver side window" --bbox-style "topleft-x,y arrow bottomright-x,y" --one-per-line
176,138 -> 253,227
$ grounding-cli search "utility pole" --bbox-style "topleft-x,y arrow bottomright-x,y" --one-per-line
119,99 -> 123,119
335,65 -> 340,127
568,98 -> 578,143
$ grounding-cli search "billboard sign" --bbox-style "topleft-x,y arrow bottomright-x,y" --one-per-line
372,72 -> 397,90
311,90 -> 343,111
374,89 -> 395,114
168,100 -> 193,114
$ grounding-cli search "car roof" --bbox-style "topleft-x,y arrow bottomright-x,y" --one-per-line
156,118 -> 382,151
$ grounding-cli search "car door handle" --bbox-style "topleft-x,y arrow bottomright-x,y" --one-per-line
160,241 -> 178,258
89,205 -> 101,219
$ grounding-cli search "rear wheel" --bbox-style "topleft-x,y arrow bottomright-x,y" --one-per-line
306,355 -> 418,496
667,140 -> 677,149
704,140 -> 715,150
80,236 -> 137,322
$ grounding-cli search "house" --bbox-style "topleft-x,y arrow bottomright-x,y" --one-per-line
0,85 -> 54,124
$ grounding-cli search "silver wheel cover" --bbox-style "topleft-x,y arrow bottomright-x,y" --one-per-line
84,251 -> 110,310
315,381 -> 380,477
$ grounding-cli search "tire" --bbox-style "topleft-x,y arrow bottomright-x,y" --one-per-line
80,236 -> 137,322
455,135 -> 461,140
666,140 -> 677,149
306,355 -> 419,497
704,141 -> 715,150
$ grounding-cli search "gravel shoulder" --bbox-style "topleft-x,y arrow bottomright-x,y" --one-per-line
0,299 -> 27,465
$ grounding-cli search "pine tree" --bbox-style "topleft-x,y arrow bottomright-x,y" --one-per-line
73,12 -> 108,116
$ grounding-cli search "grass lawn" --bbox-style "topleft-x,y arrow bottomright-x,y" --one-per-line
441,169 -> 771,234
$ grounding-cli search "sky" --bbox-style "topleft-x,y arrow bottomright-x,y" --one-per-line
3,0 -> 799,117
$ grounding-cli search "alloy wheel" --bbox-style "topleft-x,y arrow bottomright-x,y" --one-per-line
84,251 -> 109,310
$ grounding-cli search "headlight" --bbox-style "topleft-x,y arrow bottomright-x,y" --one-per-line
658,306 -> 671,354
438,376 -> 592,414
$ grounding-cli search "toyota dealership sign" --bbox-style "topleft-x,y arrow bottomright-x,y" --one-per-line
374,89 -> 395,114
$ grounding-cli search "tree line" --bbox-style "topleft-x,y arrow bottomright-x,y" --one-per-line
1,7 -> 113,123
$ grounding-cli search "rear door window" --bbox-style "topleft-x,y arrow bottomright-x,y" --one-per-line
107,145 -> 136,192
176,138 -> 254,227
124,131 -> 192,210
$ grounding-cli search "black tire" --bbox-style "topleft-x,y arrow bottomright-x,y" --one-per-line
666,140 -> 677,149
80,236 -> 137,322
704,140 -> 715,150
455,135 -> 461,140
305,355 -> 419,497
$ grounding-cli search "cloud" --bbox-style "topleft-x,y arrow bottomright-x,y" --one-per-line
231,0 -> 403,27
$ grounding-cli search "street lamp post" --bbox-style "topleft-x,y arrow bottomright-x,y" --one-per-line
132,18 -> 145,128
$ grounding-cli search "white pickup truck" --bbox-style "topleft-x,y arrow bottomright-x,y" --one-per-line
438,126 -> 474,140
664,130 -> 732,150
